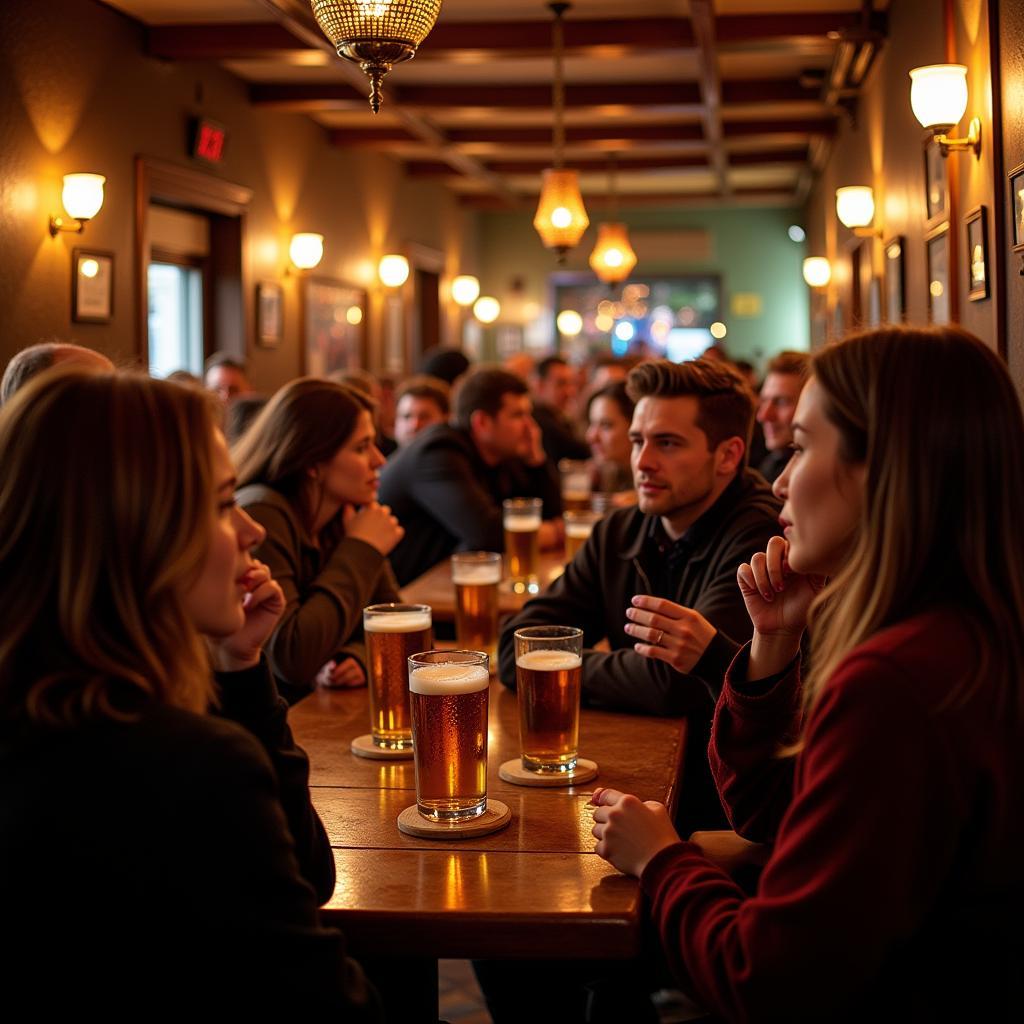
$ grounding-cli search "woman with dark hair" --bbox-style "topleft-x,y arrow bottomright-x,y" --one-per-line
234,378 -> 403,703
585,380 -> 635,497
592,326 -> 1024,1020
0,367 -> 377,1016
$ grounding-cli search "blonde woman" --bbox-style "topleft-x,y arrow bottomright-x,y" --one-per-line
592,326 -> 1024,1020
233,378 -> 403,703
0,368 -> 377,1017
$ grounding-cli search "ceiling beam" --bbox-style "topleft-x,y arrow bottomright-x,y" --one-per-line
457,187 -> 797,211
690,0 -> 729,197
405,154 -> 714,177
443,124 -> 706,144
147,23 -> 308,60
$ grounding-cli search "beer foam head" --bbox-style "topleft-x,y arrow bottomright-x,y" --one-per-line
364,609 -> 432,632
452,563 -> 502,585
515,649 -> 583,671
565,521 -> 593,539
504,514 -> 541,532
409,662 -> 489,695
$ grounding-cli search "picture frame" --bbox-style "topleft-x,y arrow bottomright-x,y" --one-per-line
883,236 -> 906,323
964,206 -> 989,302
301,277 -> 367,377
923,137 -> 949,227
255,280 -> 283,348
1008,161 -> 1024,256
925,224 -> 951,324
72,248 -> 114,324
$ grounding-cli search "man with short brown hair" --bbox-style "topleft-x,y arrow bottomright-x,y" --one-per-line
756,350 -> 811,483
392,375 -> 450,447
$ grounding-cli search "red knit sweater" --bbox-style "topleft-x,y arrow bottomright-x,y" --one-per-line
641,609 -> 1024,1022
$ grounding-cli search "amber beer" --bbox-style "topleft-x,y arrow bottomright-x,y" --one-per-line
409,651 -> 490,821
503,498 -> 542,593
559,459 -> 592,513
564,510 -> 600,562
363,603 -> 433,750
514,626 -> 584,773
451,552 -> 502,665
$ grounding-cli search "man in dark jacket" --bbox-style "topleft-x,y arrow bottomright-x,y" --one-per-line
530,354 -> 591,464
380,366 -> 562,586
500,358 -> 781,828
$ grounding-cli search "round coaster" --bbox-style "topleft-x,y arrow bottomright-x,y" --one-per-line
498,757 -> 599,787
397,799 -> 511,839
350,733 -> 414,760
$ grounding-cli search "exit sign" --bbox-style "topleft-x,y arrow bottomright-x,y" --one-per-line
189,117 -> 227,164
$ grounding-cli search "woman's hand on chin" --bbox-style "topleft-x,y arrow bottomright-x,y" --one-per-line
209,560 -> 285,672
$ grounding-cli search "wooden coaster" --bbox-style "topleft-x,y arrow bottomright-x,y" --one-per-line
498,757 -> 598,787
350,733 -> 414,760
397,799 -> 511,839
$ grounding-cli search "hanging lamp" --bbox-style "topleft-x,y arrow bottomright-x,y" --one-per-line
533,2 -> 589,262
310,1 -> 443,113
589,155 -> 637,286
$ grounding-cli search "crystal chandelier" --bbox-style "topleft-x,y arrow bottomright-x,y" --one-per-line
533,3 -> 588,261
589,156 -> 637,286
310,1 -> 443,113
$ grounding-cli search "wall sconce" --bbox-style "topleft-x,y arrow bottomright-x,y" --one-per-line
451,275 -> 480,307
378,254 -> 410,288
803,257 -> 832,288
49,173 -> 105,236
909,64 -> 982,158
473,296 -> 500,324
556,309 -> 583,337
835,186 -> 882,237
289,232 -> 324,270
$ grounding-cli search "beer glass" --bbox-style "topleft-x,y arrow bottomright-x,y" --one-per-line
503,497 -> 541,594
513,625 -> 583,773
558,459 -> 592,513
451,551 -> 502,666
408,650 -> 490,821
563,509 -> 600,562
363,603 -> 433,750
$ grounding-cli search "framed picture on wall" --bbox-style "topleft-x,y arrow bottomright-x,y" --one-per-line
256,281 -> 283,347
301,277 -> 367,377
924,138 -> 949,227
883,236 -> 906,323
72,249 -> 114,324
964,206 -> 989,302
1008,162 -> 1024,260
925,224 -> 951,324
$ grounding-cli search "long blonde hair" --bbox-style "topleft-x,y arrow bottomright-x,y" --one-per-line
0,368 -> 220,726
803,326 -> 1024,720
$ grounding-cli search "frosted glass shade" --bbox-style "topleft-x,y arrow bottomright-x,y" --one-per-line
378,253 -> 410,287
290,233 -> 324,270
556,309 -> 583,337
803,257 -> 832,288
835,186 -> 875,229
473,296 -> 500,323
62,173 -> 105,221
451,275 -> 480,306
910,65 -> 968,132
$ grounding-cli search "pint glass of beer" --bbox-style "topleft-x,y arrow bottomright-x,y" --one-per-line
408,650 -> 490,821
563,509 -> 600,562
363,603 -> 433,750
558,459 -> 592,512
513,625 -> 583,773
451,551 -> 502,666
503,497 -> 542,594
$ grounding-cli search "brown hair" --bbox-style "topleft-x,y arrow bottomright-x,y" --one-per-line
397,374 -> 450,416
233,377 -> 374,533
804,326 -> 1024,721
0,367 -> 219,726
626,358 -> 755,460
454,366 -> 529,430
766,349 -> 811,381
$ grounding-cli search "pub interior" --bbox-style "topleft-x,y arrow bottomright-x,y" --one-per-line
2,1 -> 1023,1022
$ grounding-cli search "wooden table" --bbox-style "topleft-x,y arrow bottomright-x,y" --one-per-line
399,549 -> 568,622
289,681 -> 686,966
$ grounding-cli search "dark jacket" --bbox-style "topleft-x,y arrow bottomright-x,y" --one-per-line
758,447 -> 792,484
532,401 -> 591,464
379,422 -> 562,585
499,469 -> 782,716
0,659 -> 378,1017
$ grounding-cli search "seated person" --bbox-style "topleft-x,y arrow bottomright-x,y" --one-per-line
234,379 -> 403,704
334,369 -> 397,456
592,325 -> 1024,1021
756,349 -> 811,482
204,350 -> 251,405
393,374 -> 450,448
585,380 -> 635,497
530,355 -> 591,465
1,340 -> 112,403
380,366 -> 561,586
0,367 -> 376,1017
501,358 -> 780,829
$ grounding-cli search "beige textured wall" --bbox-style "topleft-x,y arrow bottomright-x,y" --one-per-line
0,0 -> 477,393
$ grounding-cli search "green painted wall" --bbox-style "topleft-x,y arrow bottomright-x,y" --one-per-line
477,205 -> 809,371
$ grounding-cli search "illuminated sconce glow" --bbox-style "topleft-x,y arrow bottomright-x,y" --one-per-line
378,254 -> 410,287
289,232 -> 324,270
909,64 -> 981,157
79,258 -> 100,279
346,306 -> 363,325
451,275 -> 480,307
49,173 -> 106,235
802,257 -> 832,288
836,186 -> 875,229
556,309 -> 583,337
709,321 -> 728,340
473,296 -> 500,323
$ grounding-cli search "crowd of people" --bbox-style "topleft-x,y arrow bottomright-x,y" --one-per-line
1,326 -> 1021,1021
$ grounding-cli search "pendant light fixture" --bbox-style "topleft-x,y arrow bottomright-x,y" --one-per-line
311,1 -> 443,113
589,155 -> 637,286
533,2 -> 589,262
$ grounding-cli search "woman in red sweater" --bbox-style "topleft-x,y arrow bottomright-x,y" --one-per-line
591,325 -> 1024,1021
